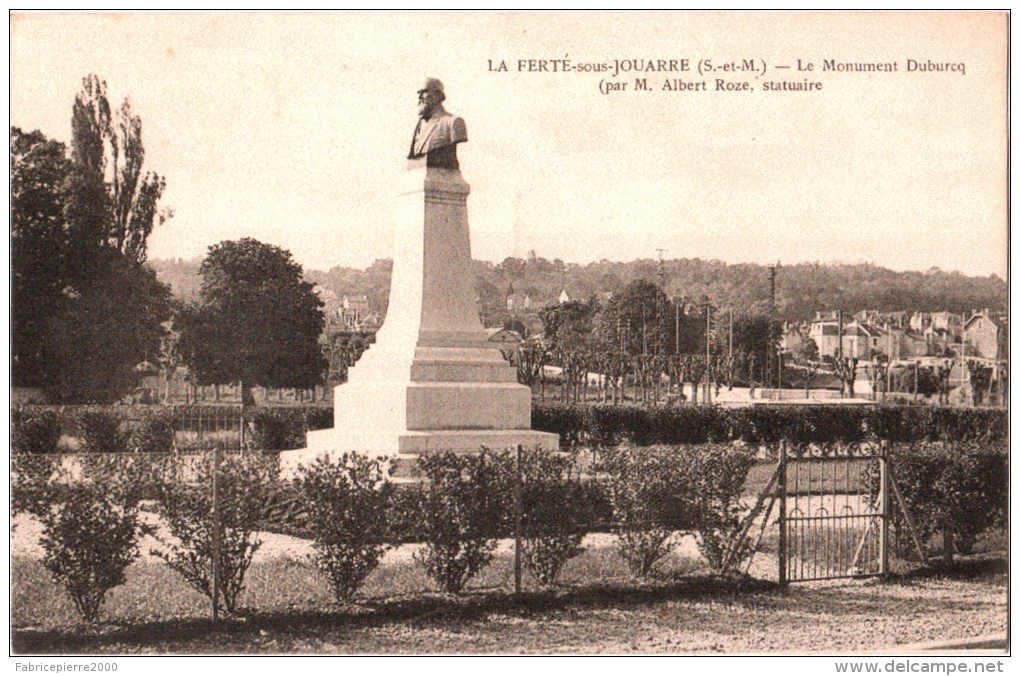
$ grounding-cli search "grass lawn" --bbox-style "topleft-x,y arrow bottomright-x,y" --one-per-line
11,532 -> 1007,654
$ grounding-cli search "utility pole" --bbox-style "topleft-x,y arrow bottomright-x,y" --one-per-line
705,303 -> 712,406
837,310 -> 844,363
768,264 -> 778,392
728,308 -> 733,391
656,249 -> 668,358
886,323 -> 893,402
675,302 -> 680,355
642,307 -> 647,356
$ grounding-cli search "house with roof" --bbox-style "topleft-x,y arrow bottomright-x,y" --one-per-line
340,295 -> 371,331
808,316 -> 888,360
808,317 -> 842,359
506,283 -> 531,315
963,310 -> 1006,360
486,327 -> 523,344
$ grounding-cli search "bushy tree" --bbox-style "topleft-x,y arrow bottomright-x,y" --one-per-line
295,453 -> 392,603
47,254 -> 171,403
539,299 -> 598,352
515,449 -> 588,585
729,307 -> 782,386
597,446 -> 691,578
179,238 -> 326,405
411,452 -> 502,593
11,74 -> 172,403
39,483 -> 143,623
11,128 -> 71,389
594,280 -> 678,357
151,451 -> 277,614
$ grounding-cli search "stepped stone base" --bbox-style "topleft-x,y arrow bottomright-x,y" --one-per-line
278,166 -> 558,479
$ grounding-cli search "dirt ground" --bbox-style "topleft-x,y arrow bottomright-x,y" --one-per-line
10,514 -> 1007,655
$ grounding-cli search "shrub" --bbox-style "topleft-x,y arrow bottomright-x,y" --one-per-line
12,408 -> 62,454
305,407 -> 334,432
36,460 -> 147,623
597,446 -> 691,578
11,452 -> 58,517
76,410 -> 130,454
531,404 -> 1007,447
687,445 -> 756,571
514,448 -> 588,586
410,451 -> 503,593
150,450 -> 277,614
250,408 -> 306,451
295,453 -> 392,603
889,442 -> 1007,558
532,405 -> 586,448
131,408 -> 176,453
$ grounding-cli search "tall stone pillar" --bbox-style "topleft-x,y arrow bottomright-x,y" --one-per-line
281,166 -> 557,471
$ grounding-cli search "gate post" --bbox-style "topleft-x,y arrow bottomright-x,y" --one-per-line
778,440 -> 788,586
879,440 -> 890,578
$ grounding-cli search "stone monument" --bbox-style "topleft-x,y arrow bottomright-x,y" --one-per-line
280,78 -> 558,472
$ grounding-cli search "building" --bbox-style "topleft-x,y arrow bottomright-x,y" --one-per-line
340,295 -> 371,331
808,317 -> 841,359
506,283 -> 531,315
558,289 -> 571,304
486,327 -> 523,344
963,310 -> 1006,360
908,311 -> 963,339
808,315 -> 885,360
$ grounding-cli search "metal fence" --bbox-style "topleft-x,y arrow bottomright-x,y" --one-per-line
778,440 -> 888,583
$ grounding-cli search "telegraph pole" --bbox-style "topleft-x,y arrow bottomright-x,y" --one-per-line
656,249 -> 667,358
675,302 -> 680,355
705,303 -> 712,405
768,264 -> 778,392
728,309 -> 733,391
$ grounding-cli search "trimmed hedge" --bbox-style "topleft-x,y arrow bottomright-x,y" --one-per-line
533,404 -> 1008,447
10,405 -> 332,453
888,442 -> 1008,557
15,403 -> 1006,453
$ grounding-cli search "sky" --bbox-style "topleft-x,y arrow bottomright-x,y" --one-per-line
9,12 -> 1009,279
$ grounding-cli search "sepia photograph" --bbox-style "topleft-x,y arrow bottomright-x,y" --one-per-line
8,11 -> 1010,664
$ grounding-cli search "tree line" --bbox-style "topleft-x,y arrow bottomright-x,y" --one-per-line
156,252 -> 1007,331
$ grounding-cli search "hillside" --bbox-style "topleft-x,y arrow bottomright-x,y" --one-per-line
148,256 -> 1007,324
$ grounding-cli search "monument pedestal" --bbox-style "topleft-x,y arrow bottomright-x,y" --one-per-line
280,167 -> 557,474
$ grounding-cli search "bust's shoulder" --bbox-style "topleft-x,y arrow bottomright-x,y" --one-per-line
445,114 -> 467,143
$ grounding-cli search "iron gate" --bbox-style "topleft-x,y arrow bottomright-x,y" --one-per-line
778,440 -> 888,584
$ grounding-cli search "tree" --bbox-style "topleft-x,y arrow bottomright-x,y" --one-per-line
730,308 -> 781,386
64,75 -> 170,268
833,357 -> 859,398
967,361 -> 993,406
474,276 -> 510,328
47,256 -> 171,403
11,128 -> 71,389
12,75 -> 173,403
539,299 -> 598,352
325,330 -> 370,386
595,280 -> 677,357
180,238 -> 326,404
794,337 -> 820,364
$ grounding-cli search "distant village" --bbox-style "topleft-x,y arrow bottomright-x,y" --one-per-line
117,258 -> 1008,408
320,285 -> 1007,364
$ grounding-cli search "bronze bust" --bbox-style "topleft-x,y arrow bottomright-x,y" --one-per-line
408,77 -> 468,170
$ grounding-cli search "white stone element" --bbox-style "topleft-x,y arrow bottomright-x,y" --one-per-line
281,167 -> 557,473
